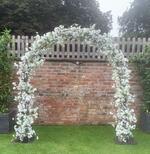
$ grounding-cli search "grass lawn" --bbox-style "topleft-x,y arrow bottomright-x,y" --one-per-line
0,125 -> 150,154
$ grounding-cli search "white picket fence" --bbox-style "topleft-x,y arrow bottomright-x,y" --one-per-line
8,35 -> 150,61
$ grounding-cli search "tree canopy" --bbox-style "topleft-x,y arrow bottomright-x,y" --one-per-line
119,0 -> 150,37
0,0 -> 112,35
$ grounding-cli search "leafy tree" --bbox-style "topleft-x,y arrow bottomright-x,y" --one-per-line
0,0 -> 112,35
119,0 -> 150,37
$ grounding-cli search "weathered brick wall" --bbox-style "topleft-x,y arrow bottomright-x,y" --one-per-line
30,61 -> 142,125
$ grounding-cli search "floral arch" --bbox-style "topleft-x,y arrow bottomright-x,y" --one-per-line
13,25 -> 137,144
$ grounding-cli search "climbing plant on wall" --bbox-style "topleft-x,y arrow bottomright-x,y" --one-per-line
13,25 -> 136,144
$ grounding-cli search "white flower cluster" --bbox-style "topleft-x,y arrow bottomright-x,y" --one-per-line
13,42 -> 44,142
14,25 -> 136,143
110,51 -> 137,143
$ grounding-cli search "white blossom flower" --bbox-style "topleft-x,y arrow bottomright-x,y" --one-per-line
13,25 -> 136,143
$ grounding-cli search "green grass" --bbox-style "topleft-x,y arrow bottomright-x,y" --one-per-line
0,125 -> 150,154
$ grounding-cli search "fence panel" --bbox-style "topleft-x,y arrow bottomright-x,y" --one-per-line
8,36 -> 150,61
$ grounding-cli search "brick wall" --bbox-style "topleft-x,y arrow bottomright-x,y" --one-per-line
30,61 -> 142,125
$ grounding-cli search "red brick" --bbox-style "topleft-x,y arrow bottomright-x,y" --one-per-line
24,62 -> 142,124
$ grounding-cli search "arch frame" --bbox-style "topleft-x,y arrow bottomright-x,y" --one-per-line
13,25 -> 137,143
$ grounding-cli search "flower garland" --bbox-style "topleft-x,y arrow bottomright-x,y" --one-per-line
13,25 -> 136,143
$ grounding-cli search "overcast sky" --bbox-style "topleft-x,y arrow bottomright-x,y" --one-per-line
98,0 -> 133,36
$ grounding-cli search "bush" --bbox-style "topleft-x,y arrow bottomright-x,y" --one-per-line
132,46 -> 150,113
0,30 -> 13,113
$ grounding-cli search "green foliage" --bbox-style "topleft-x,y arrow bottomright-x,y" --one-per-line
132,46 -> 150,112
119,0 -> 150,37
0,0 -> 112,35
0,29 -> 13,113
